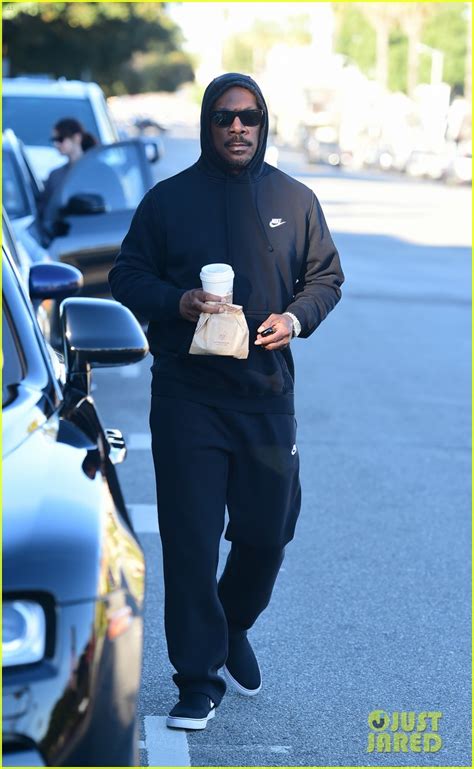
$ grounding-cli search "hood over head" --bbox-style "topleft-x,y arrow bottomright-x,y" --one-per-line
199,72 -> 269,179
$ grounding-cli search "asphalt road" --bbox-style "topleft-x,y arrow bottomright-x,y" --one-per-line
93,131 -> 471,767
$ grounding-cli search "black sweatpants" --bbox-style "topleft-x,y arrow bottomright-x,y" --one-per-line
150,395 -> 301,704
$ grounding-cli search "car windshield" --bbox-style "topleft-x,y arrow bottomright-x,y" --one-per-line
2,96 -> 99,147
59,143 -> 149,211
2,150 -> 31,219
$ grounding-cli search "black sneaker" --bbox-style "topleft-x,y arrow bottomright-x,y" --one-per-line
166,693 -> 216,730
223,635 -> 262,696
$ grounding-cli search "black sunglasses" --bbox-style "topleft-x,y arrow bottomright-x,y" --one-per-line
210,109 -> 264,128
50,135 -> 67,144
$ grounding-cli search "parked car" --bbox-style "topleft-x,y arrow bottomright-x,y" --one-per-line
3,207 -> 62,346
303,126 -> 351,168
2,77 -> 163,182
2,205 -> 33,284
2,77 -> 120,181
116,115 -> 166,162
41,139 -> 155,292
2,129 -> 49,265
306,137 -> 342,167
446,141 -> 472,185
405,147 -> 451,181
2,244 -> 149,766
3,205 -> 86,349
3,129 -> 154,293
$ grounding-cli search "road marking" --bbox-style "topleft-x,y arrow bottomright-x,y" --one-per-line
128,432 -> 151,450
144,715 -> 190,767
196,744 -> 292,754
128,504 -> 159,534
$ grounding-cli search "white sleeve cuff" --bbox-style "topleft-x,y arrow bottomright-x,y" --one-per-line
283,312 -> 301,338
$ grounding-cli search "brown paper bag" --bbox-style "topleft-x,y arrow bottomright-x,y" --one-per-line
189,303 -> 249,359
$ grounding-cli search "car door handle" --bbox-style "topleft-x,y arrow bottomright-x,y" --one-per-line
105,428 -> 127,465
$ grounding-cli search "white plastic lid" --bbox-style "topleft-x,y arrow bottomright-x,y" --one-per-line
200,263 -> 234,278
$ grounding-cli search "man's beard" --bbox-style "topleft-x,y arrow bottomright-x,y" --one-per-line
224,139 -> 254,171
226,155 -> 253,171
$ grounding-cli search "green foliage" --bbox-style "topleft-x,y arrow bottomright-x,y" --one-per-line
223,36 -> 254,74
388,30 -> 408,93
333,1 -> 468,95
287,15 -> 312,47
2,2 -> 194,94
421,3 -> 468,94
334,5 -> 376,77
122,50 -> 195,94
223,14 -> 312,74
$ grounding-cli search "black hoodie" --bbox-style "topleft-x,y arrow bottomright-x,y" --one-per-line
109,73 -> 344,414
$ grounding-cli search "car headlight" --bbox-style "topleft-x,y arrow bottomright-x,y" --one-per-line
2,601 -> 46,667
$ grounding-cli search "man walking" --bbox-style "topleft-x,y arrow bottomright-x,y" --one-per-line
109,72 -> 344,730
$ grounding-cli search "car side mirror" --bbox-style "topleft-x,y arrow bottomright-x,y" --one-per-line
60,193 -> 107,216
60,297 -> 149,394
29,262 -> 83,302
45,219 -> 70,241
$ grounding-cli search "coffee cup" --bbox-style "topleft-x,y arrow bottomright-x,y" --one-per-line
200,263 -> 234,303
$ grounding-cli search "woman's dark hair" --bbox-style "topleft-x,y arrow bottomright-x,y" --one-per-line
54,117 -> 98,151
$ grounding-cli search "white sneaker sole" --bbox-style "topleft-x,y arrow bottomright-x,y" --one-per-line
166,707 -> 215,730
222,664 -> 262,696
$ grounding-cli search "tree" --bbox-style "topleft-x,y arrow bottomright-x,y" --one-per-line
421,2 -> 469,96
2,2 -> 194,94
357,3 -> 405,91
465,3 -> 471,100
333,4 -> 376,78
403,3 -> 435,97
223,15 -> 311,75
334,2 -> 469,96
334,3 -> 407,89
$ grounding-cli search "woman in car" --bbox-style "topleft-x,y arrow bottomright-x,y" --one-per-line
38,117 -> 97,230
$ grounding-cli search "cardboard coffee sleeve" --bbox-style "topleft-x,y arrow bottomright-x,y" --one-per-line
189,303 -> 249,359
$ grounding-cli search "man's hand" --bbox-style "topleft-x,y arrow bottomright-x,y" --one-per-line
179,289 -> 225,322
254,313 -> 293,350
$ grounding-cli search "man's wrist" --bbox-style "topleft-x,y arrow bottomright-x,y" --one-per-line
283,312 -> 301,338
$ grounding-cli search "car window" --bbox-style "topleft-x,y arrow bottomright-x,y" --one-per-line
2,151 -> 31,219
3,249 -> 60,406
2,303 -> 26,406
2,217 -> 21,270
20,142 -> 45,200
2,96 -> 99,147
59,143 -> 149,211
